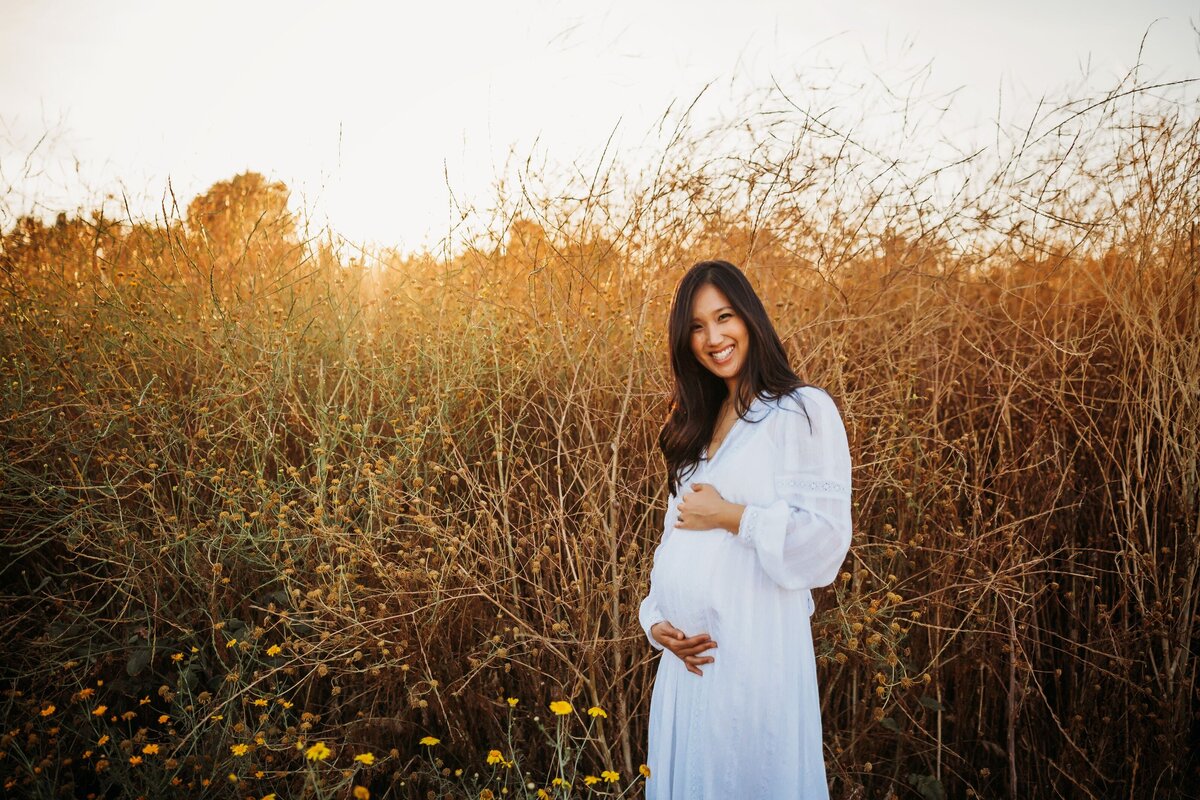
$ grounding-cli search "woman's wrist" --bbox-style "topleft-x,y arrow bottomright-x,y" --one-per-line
723,502 -> 747,535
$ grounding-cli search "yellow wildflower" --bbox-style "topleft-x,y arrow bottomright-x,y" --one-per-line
354,752 -> 375,765
587,705 -> 607,718
583,775 -> 599,785
549,700 -> 572,715
353,787 -> 370,800
97,735 -> 110,746
129,756 -> 143,766
252,698 -> 268,707
77,687 -> 95,700
228,773 -> 238,782
142,744 -> 159,755
601,769 -> 619,782
39,705 -> 55,717
92,705 -> 108,716
486,750 -> 505,765
158,714 -> 170,723
639,763 -> 652,778
261,795 -> 276,800
305,741 -> 332,761
479,791 -> 495,800
277,699 -> 293,709
418,736 -> 440,746
171,653 -> 184,662
226,639 -> 238,648
506,697 -> 518,707
266,645 -> 282,657
537,791 -> 549,799
231,744 -> 250,757
139,696 -> 151,705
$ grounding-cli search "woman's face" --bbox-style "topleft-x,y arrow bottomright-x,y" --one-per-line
688,282 -> 749,385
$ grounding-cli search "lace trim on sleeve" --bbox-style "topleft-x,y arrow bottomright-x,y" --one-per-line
738,504 -> 763,546
774,473 -> 851,498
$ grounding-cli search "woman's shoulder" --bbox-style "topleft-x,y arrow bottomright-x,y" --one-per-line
766,384 -> 836,417
760,385 -> 847,459
763,386 -> 844,442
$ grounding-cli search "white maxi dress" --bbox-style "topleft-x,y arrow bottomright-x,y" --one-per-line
638,386 -> 853,799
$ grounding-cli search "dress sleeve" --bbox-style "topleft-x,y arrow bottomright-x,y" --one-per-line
638,586 -> 667,651
733,387 -> 853,590
638,490 -> 682,651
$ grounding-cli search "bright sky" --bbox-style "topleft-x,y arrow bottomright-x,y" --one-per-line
1,1 -> 1196,254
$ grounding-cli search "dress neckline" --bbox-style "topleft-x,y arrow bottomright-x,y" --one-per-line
701,395 -> 767,465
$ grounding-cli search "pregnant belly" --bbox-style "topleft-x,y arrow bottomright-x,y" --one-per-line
652,529 -> 730,637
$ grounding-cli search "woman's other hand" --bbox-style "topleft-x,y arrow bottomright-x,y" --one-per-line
675,482 -> 745,534
650,620 -> 718,676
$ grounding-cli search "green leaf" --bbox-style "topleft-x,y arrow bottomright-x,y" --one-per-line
127,645 -> 152,677
919,695 -> 944,711
907,773 -> 945,800
879,716 -> 900,732
182,660 -> 203,691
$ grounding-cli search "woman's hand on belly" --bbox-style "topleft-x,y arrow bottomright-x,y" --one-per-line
650,620 -> 718,676
675,482 -> 745,534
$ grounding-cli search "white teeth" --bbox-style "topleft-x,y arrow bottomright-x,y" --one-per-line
712,345 -> 734,363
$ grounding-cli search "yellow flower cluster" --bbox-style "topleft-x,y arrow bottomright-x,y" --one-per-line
305,741 -> 332,761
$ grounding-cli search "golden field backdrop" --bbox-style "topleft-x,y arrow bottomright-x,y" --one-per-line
0,74 -> 1197,799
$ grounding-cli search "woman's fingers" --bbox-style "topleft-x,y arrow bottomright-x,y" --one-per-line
667,640 -> 718,677
657,626 -> 718,675
677,639 -> 718,658
676,633 -> 712,648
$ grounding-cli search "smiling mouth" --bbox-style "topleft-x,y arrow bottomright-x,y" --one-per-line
711,344 -> 734,364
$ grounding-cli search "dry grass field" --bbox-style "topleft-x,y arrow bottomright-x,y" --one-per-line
0,73 -> 1197,799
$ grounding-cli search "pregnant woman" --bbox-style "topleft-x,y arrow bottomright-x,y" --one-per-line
638,259 -> 853,798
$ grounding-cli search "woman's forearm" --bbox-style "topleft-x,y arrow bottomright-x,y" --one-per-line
722,501 -> 747,535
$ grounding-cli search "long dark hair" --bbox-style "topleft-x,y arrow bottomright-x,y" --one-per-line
658,259 -> 809,496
